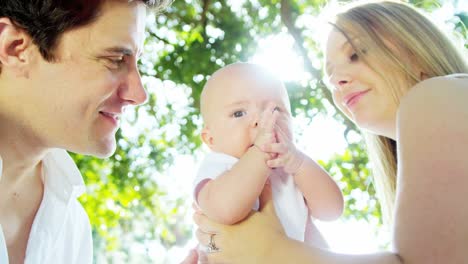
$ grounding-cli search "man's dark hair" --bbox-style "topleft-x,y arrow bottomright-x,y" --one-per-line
0,0 -> 171,62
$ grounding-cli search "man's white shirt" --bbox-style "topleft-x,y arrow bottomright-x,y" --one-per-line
0,149 -> 92,264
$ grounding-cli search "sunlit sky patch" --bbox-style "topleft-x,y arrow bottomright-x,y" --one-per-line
250,33 -> 309,82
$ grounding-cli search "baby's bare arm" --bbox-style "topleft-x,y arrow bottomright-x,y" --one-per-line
294,155 -> 343,221
197,146 -> 271,225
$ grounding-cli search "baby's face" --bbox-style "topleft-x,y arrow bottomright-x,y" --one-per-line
201,65 -> 290,158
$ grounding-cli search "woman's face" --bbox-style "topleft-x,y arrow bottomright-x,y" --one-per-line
325,29 -> 400,139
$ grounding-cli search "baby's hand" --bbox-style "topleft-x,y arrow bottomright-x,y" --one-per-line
263,116 -> 305,175
275,110 -> 293,142
253,103 -> 279,148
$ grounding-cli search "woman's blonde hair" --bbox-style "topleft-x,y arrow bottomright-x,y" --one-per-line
332,1 -> 468,224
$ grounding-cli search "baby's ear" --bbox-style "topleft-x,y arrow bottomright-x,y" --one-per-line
201,127 -> 214,147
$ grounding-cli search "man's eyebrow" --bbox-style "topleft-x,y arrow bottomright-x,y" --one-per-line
104,47 -> 134,56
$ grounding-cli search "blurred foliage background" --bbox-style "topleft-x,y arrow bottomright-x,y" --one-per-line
71,0 -> 467,263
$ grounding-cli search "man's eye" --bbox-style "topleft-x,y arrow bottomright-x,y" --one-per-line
273,106 -> 281,112
232,111 -> 246,118
107,57 -> 125,68
112,57 -> 125,64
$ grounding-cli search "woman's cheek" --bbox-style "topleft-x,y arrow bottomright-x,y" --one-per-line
332,94 -> 354,122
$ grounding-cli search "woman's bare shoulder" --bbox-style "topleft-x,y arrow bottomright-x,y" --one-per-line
393,75 -> 468,262
397,74 -> 467,156
398,75 -> 467,126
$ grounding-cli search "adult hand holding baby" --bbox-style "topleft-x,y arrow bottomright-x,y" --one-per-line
193,181 -> 287,264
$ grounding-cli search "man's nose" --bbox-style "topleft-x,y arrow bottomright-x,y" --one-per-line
118,66 -> 148,106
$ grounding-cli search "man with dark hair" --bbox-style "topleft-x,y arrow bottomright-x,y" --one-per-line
0,0 -> 170,263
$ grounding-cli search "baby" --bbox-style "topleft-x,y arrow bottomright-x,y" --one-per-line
193,62 -> 343,248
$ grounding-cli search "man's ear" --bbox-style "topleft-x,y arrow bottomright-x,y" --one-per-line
201,126 -> 214,148
0,17 -> 34,76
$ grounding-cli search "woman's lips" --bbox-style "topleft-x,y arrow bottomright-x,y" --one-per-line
344,89 -> 371,109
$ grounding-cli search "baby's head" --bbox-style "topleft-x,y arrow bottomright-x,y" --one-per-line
200,62 -> 291,158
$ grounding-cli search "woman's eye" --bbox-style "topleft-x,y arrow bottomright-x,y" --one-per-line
232,111 -> 246,118
350,48 -> 367,62
273,106 -> 281,112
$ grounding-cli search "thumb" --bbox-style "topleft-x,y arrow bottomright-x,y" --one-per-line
259,182 -> 274,212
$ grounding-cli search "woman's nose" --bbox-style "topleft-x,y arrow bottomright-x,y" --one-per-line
329,67 -> 353,90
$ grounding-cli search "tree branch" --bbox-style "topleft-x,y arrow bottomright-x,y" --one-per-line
280,0 -> 357,139
200,0 -> 211,37
147,30 -> 173,45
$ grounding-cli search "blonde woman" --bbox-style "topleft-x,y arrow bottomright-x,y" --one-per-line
187,1 -> 468,263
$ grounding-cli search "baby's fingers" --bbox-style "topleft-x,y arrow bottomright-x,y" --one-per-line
267,156 -> 287,168
275,124 -> 292,144
261,142 -> 287,154
276,115 -> 293,139
259,103 -> 279,131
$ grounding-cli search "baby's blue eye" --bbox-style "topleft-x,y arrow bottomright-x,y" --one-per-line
233,111 -> 246,118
